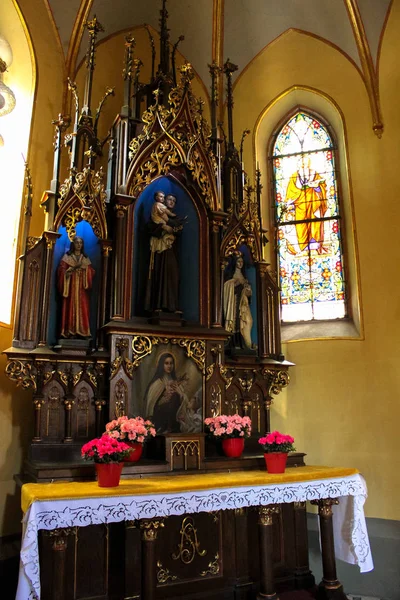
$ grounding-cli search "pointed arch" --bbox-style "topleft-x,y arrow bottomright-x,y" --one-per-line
271,110 -> 346,322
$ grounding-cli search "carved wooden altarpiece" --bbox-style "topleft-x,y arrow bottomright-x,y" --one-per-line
4,4 -> 322,600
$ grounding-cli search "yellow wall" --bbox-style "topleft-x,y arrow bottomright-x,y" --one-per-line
0,0 -> 63,536
232,15 -> 400,520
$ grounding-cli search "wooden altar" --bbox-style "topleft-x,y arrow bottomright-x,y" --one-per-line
3,2 -> 371,599
17,467 -> 373,600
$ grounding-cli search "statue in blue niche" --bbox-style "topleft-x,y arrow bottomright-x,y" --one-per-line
223,253 -> 255,351
145,191 -> 186,313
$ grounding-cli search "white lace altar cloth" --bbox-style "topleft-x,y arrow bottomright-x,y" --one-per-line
16,472 -> 373,600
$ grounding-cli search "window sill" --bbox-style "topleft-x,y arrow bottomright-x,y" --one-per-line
281,318 -> 361,342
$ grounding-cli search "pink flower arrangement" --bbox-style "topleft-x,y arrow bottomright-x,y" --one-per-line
204,414 -> 252,439
258,431 -> 295,454
81,434 -> 132,463
105,416 -> 156,444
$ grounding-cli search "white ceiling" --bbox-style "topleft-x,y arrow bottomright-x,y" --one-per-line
47,0 -> 392,84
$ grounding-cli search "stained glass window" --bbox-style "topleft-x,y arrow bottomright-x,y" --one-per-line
272,111 -> 347,322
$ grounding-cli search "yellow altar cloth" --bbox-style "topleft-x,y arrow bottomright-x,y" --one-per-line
22,465 -> 358,514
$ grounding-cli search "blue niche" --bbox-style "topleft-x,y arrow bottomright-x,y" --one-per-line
223,245 -> 258,349
48,221 -> 101,346
133,177 -> 200,322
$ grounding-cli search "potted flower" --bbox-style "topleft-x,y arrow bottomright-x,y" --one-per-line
204,414 -> 252,458
258,431 -> 296,473
104,416 -> 156,462
81,434 -> 132,487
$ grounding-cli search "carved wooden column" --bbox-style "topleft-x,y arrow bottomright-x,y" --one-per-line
32,362 -> 46,442
257,505 -> 280,600
234,507 -> 252,598
257,262 -> 269,358
97,240 -> 112,350
263,397 -> 272,435
94,362 -> 107,436
112,203 -> 129,320
311,498 -> 347,600
210,212 -> 226,328
293,501 -> 314,588
38,231 -> 60,346
125,520 -> 141,599
139,518 -> 165,600
62,367 -> 75,443
47,527 -> 75,600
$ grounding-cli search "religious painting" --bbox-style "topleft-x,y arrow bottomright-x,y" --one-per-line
272,111 -> 346,322
131,343 -> 203,435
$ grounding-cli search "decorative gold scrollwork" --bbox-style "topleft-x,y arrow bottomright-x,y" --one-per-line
258,505 -> 280,526
170,338 -> 206,372
139,518 -> 165,541
200,552 -> 220,577
157,561 -> 178,584
310,498 -> 339,517
26,236 -> 41,251
5,360 -> 37,392
130,336 -> 205,372
129,139 -> 182,199
111,337 -> 136,379
56,166 -> 107,240
73,370 -> 83,387
210,384 -> 221,417
206,364 -> 214,381
172,516 -> 206,564
114,379 -> 128,417
220,365 -> 234,389
262,368 -> 290,398
237,370 -> 255,393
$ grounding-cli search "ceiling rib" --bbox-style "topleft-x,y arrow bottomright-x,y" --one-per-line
344,0 -> 383,137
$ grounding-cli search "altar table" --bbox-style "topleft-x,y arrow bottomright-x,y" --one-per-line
17,465 -> 373,600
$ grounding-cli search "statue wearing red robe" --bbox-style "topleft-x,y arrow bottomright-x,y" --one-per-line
57,237 -> 95,338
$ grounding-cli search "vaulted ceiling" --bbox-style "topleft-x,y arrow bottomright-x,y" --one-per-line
45,0 -> 393,134
46,0 -> 392,81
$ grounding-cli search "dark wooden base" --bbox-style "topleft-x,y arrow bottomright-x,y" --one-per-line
316,582 -> 348,600
18,452 -> 306,483
38,506 -> 316,600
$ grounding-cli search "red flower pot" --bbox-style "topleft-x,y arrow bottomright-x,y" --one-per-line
95,462 -> 123,487
124,442 -> 143,463
264,452 -> 288,474
222,437 -> 245,458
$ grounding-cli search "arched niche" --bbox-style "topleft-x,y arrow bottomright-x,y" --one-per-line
48,221 -> 101,346
132,176 -> 202,323
223,244 -> 258,351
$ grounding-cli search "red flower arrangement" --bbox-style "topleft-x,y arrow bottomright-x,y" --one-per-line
81,434 -> 132,463
204,415 -> 252,439
105,416 -> 156,444
258,431 -> 295,454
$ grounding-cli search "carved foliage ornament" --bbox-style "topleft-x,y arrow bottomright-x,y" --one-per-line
131,335 -> 206,373
262,368 -> 289,398
55,166 -> 107,240
5,360 -> 37,392
127,69 -> 217,210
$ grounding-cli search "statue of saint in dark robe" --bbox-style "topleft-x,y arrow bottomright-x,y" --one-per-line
145,192 -> 186,313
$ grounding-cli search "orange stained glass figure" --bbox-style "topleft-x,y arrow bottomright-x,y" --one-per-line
285,156 -> 328,255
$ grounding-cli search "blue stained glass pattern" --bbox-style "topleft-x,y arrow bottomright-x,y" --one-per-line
273,112 -> 347,322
